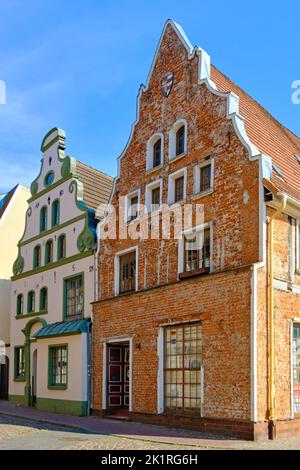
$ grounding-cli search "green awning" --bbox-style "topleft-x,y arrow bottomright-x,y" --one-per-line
33,319 -> 91,339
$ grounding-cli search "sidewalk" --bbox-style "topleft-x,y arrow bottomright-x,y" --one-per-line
0,400 -> 249,450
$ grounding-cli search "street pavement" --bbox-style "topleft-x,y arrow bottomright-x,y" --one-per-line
1,401 -> 300,450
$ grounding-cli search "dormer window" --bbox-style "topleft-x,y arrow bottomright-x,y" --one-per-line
169,119 -> 187,161
146,133 -> 163,171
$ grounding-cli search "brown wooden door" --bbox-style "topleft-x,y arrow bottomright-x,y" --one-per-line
107,345 -> 129,410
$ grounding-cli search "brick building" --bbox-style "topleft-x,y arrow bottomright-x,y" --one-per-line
92,20 -> 300,439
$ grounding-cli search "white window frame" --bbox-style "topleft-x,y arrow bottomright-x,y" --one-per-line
146,133 -> 164,171
125,189 -> 141,223
168,118 -> 188,161
178,222 -> 213,275
167,167 -> 187,205
114,246 -> 139,295
193,158 -> 214,197
145,179 -> 163,213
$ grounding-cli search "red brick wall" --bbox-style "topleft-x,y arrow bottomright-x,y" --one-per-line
98,23 -> 260,301
256,209 -> 300,423
93,267 -> 252,420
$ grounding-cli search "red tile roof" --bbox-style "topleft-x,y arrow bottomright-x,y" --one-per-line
211,66 -> 300,201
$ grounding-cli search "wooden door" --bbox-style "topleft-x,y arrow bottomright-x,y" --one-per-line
107,345 -> 129,410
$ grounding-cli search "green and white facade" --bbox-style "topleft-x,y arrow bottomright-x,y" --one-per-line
9,128 -> 113,415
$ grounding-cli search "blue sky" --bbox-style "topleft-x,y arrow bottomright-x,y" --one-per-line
0,0 -> 299,193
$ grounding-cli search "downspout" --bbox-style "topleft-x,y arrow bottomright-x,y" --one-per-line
267,192 -> 287,438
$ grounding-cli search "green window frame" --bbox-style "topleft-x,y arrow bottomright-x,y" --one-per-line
40,287 -> 48,311
48,345 -> 68,389
40,206 -> 47,233
16,294 -> 23,316
52,199 -> 60,227
33,245 -> 41,268
45,239 -> 53,264
14,347 -> 25,381
57,234 -> 66,260
63,274 -> 84,319
44,171 -> 54,187
27,291 -> 35,313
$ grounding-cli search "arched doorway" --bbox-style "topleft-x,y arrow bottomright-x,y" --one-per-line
0,356 -> 9,400
22,317 -> 47,406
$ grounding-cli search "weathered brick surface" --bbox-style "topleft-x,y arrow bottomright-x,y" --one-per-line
93,23 -> 262,435
257,209 -> 300,428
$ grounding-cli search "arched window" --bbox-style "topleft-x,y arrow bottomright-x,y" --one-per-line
169,119 -> 187,160
52,199 -> 60,227
146,133 -> 163,170
16,294 -> 23,316
57,235 -> 66,260
27,291 -> 35,313
45,240 -> 53,264
153,139 -> 162,168
176,126 -> 185,156
40,287 -> 48,311
33,245 -> 41,269
40,206 -> 47,232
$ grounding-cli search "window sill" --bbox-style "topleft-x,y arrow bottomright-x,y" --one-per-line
14,377 -> 25,382
168,152 -> 186,163
146,164 -> 163,175
48,385 -> 68,390
179,268 -> 210,280
168,198 -> 187,207
15,310 -> 48,320
191,188 -> 214,200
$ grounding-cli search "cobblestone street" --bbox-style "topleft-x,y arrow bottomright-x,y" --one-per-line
1,413 -> 300,450
0,415 -> 201,450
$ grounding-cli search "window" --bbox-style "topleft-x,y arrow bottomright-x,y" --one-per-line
174,176 -> 184,203
16,294 -> 23,316
14,347 -> 25,380
27,291 -> 35,313
165,323 -> 202,411
194,159 -> 214,195
169,119 -> 187,160
293,324 -> 300,415
176,126 -> 185,156
64,275 -> 84,318
153,139 -> 162,168
146,133 -> 163,170
119,251 -> 136,293
40,206 -> 47,232
40,287 -> 48,311
52,200 -> 60,227
33,245 -> 41,268
49,346 -> 67,388
58,235 -> 66,260
145,179 -> 162,213
45,240 -> 53,264
44,171 -> 54,186
168,168 -> 187,205
126,191 -> 140,222
183,228 -> 211,274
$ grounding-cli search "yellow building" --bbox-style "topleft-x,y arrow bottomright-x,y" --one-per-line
0,184 -> 30,399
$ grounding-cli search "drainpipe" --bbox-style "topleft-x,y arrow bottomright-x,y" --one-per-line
267,192 -> 287,439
